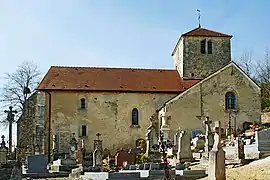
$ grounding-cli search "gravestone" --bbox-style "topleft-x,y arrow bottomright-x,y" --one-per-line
115,150 -> 136,167
208,121 -> 226,180
129,165 -> 137,170
149,163 -> 159,170
244,130 -> 270,159
69,133 -> 78,159
57,130 -> 70,154
27,155 -> 48,173
93,133 -> 103,168
143,163 -> 150,170
145,115 -> 160,161
177,130 -> 192,163
0,135 -> 8,165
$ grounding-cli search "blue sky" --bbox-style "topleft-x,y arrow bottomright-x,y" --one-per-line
0,1 -> 269,142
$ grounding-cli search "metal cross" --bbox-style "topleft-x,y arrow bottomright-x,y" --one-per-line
4,106 -> 17,152
197,9 -> 201,27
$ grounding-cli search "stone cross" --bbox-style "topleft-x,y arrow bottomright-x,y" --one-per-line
208,120 -> 226,180
213,121 -> 222,151
204,117 -> 213,153
4,106 -> 17,152
96,133 -> 101,140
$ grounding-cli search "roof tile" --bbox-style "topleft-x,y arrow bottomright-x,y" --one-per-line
37,66 -> 200,93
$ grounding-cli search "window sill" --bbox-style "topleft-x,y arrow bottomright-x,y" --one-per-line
130,125 -> 141,128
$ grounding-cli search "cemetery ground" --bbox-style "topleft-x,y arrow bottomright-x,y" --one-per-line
29,157 -> 270,180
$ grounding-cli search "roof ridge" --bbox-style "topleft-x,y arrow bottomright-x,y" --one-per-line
181,27 -> 232,37
50,66 -> 176,71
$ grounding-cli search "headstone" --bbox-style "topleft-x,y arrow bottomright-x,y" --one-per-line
69,133 -> 78,159
208,121 -> 226,180
115,150 -> 136,167
175,163 -> 186,170
93,135 -> 103,168
177,130 -> 192,163
149,163 -> 159,170
27,155 -> 48,173
129,165 -> 137,170
143,163 -> 150,170
204,117 -> 214,153
0,135 -> 8,165
145,115 -> 159,158
58,131 -> 70,154
138,164 -> 144,170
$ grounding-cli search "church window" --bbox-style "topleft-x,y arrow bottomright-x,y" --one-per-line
225,92 -> 236,110
201,39 -> 206,54
208,41 -> 213,54
80,98 -> 86,109
132,108 -> 139,126
81,125 -> 87,137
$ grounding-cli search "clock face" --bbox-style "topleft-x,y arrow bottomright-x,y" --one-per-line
70,146 -> 75,152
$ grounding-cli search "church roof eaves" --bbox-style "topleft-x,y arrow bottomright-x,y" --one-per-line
36,66 -> 200,93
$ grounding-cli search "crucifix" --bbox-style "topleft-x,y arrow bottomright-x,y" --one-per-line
4,106 -> 17,153
96,133 -> 101,140
197,9 -> 201,28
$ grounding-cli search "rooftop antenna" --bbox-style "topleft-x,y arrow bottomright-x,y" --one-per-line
197,9 -> 201,28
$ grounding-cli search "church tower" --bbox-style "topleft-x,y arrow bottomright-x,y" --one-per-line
172,27 -> 232,79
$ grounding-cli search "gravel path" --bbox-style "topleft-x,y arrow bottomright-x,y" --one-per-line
200,157 -> 270,180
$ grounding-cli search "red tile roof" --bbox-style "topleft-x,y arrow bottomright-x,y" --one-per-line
181,27 -> 232,37
37,66 -> 200,93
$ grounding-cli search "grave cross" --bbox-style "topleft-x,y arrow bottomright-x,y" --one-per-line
203,117 -> 213,153
213,121 -> 222,151
4,106 -> 17,152
0,135 -> 6,148
96,133 -> 101,140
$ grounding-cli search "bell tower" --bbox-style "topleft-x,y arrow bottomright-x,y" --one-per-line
172,27 -> 232,79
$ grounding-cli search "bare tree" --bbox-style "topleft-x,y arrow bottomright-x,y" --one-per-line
0,61 -> 41,123
255,48 -> 270,109
238,50 -> 255,76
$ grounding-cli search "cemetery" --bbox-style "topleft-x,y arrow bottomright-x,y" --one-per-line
1,104 -> 270,180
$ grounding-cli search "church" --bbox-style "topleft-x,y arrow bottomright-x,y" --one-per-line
32,26 -> 261,158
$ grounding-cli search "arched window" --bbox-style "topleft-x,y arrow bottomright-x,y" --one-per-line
207,41 -> 212,54
80,98 -> 86,109
132,108 -> 139,126
200,39 -> 206,54
225,92 -> 236,110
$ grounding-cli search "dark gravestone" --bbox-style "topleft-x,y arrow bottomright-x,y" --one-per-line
138,164 -> 144,170
129,165 -> 137,170
158,163 -> 165,170
176,163 -> 186,170
143,163 -> 150,170
109,172 -> 140,180
149,163 -> 159,170
27,155 -> 48,173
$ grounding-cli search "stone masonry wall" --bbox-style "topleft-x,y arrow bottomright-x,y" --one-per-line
174,36 -> 231,79
43,91 -> 176,155
160,64 -> 261,139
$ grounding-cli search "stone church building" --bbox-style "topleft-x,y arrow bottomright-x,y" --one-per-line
32,27 -> 261,158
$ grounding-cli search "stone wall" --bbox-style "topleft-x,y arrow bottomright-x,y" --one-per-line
43,91 -> 176,154
159,63 -> 261,138
173,36 -> 231,79
17,91 -> 46,162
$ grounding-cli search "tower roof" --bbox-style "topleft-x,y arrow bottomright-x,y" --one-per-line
181,27 -> 232,37
172,27 -> 232,56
